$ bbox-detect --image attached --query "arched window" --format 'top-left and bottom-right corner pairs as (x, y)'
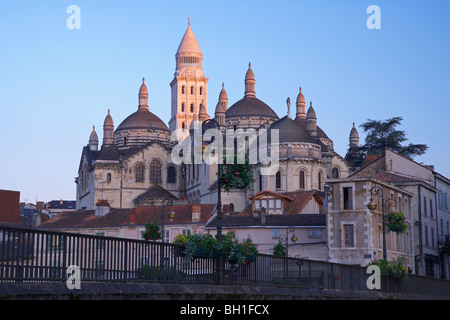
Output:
(199, 87), (203, 95)
(167, 166), (176, 184)
(259, 172), (263, 192)
(150, 159), (162, 184)
(107, 173), (112, 184)
(135, 163), (145, 183)
(299, 171), (305, 190)
(332, 168), (339, 179)
(318, 172), (322, 191)
(276, 171), (282, 189)
(229, 203), (235, 213)
(181, 86), (185, 94)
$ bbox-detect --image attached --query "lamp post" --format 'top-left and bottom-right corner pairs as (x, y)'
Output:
(367, 186), (396, 261)
(159, 198), (174, 243)
(201, 118), (223, 241)
(280, 226), (297, 256)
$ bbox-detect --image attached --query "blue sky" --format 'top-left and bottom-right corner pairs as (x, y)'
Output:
(0, 0), (449, 203)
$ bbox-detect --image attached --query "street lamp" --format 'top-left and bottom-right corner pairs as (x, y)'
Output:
(367, 186), (396, 261)
(280, 226), (297, 256)
(201, 118), (223, 241)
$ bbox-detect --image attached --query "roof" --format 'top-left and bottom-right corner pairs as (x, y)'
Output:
(226, 96), (279, 119)
(269, 116), (317, 144)
(176, 18), (202, 55)
(46, 200), (77, 210)
(206, 214), (326, 229)
(240, 190), (324, 216)
(134, 185), (178, 206)
(116, 109), (170, 132)
(372, 169), (418, 183)
(38, 204), (217, 230)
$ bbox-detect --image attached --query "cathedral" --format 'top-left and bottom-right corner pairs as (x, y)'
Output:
(76, 18), (356, 212)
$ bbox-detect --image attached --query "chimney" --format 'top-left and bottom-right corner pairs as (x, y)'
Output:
(95, 199), (110, 217)
(36, 201), (44, 212)
(129, 210), (137, 225)
(222, 204), (230, 216)
(260, 207), (266, 225)
(192, 203), (201, 223)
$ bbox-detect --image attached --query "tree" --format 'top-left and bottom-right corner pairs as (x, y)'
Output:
(355, 117), (428, 160)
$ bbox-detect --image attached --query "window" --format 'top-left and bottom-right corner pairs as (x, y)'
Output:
(299, 171), (305, 190)
(167, 166), (176, 184)
(190, 103), (194, 113)
(229, 203), (234, 212)
(444, 192), (448, 210)
(182, 229), (191, 236)
(254, 199), (261, 210)
(181, 86), (185, 94)
(199, 87), (203, 95)
(438, 191), (442, 208)
(344, 225), (355, 248)
(258, 173), (263, 192)
(425, 226), (429, 246)
(343, 187), (353, 210)
(276, 171), (281, 189)
(424, 196), (427, 216)
(272, 229), (281, 239)
(150, 159), (162, 184)
(190, 86), (194, 95)
(107, 173), (111, 184)
(318, 172), (322, 190)
(182, 122), (185, 130)
(430, 199), (433, 218)
(332, 168), (339, 179)
(123, 136), (127, 146)
(275, 199), (282, 209)
(309, 229), (322, 238)
(181, 103), (185, 112)
(135, 163), (145, 183)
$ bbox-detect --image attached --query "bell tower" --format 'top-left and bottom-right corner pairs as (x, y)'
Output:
(169, 17), (209, 141)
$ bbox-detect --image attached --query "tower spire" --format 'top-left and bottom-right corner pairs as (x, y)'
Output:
(244, 62), (256, 98)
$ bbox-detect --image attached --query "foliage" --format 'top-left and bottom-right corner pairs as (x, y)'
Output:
(385, 211), (408, 233)
(367, 257), (408, 280)
(142, 221), (161, 241)
(218, 152), (254, 193)
(350, 117), (428, 161)
(135, 265), (186, 281)
(175, 232), (259, 265)
(273, 241), (287, 256)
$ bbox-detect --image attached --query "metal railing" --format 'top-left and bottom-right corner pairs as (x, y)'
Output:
(1, 226), (450, 298)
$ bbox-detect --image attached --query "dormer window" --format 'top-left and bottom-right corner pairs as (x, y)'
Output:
(252, 191), (290, 215)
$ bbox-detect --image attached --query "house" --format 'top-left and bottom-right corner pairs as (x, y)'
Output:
(325, 176), (415, 271)
(206, 190), (327, 260)
(341, 149), (442, 278)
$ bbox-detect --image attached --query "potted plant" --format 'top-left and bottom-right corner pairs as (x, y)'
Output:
(273, 241), (287, 256)
(142, 222), (161, 241)
(385, 211), (407, 233)
(366, 257), (408, 281)
(218, 152), (254, 193)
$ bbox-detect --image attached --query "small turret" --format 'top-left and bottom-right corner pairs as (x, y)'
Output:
(89, 126), (99, 151)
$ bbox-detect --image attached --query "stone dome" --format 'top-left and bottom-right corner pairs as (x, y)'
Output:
(116, 109), (170, 132)
(226, 96), (279, 120)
